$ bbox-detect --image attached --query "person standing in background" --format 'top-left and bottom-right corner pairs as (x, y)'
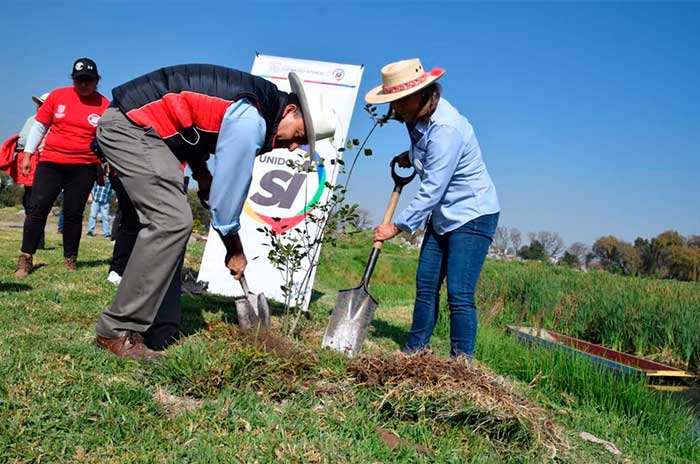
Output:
(15, 58), (110, 277)
(87, 175), (112, 237)
(15, 92), (49, 248)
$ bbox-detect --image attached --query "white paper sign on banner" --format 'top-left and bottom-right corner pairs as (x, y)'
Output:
(198, 55), (363, 311)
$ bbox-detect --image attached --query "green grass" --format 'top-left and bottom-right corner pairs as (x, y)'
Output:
(320, 231), (700, 370)
(476, 324), (699, 460)
(1, 207), (699, 462)
(475, 260), (700, 370)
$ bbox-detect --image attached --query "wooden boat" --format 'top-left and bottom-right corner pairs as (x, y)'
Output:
(507, 326), (698, 391)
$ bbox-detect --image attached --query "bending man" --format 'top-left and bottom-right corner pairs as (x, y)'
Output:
(94, 64), (334, 360)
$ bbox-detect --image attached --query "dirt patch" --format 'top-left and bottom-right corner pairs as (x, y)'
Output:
(349, 351), (480, 388)
(349, 351), (566, 456)
(0, 222), (24, 229)
(153, 385), (203, 417)
(311, 380), (347, 398)
(206, 321), (315, 362)
(376, 427), (431, 456)
(579, 432), (622, 456)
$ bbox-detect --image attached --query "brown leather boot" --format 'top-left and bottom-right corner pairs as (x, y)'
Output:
(14, 254), (34, 278)
(64, 255), (77, 271)
(95, 332), (162, 361)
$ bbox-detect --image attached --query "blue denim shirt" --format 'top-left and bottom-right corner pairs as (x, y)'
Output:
(91, 178), (112, 204)
(394, 98), (500, 235)
(209, 99), (266, 236)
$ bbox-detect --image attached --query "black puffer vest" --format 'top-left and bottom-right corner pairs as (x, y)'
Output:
(111, 64), (288, 162)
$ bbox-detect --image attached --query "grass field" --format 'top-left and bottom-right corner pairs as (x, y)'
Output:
(320, 233), (700, 370)
(1, 206), (699, 463)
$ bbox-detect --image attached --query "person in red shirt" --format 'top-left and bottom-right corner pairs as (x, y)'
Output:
(15, 58), (110, 277)
(14, 92), (50, 250)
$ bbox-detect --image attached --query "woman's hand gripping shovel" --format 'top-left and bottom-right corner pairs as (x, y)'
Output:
(235, 273), (271, 334)
(322, 155), (416, 357)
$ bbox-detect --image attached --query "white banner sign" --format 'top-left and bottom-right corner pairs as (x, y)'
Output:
(198, 54), (363, 310)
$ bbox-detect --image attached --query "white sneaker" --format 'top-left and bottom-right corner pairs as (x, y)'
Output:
(107, 271), (122, 286)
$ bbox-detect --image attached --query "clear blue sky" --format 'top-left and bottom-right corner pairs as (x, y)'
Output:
(1, 1), (698, 247)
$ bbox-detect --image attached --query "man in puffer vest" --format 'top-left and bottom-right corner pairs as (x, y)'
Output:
(94, 64), (335, 360)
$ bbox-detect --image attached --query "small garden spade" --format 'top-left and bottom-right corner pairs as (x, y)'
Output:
(236, 274), (271, 334)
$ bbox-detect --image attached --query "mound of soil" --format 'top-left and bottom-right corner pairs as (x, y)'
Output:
(349, 350), (478, 387)
(206, 321), (315, 362)
(200, 323), (566, 456)
(349, 351), (566, 455)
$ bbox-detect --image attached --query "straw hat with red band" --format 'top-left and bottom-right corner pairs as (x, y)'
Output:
(365, 58), (445, 105)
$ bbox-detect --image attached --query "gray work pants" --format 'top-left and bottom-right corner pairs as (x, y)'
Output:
(95, 107), (193, 344)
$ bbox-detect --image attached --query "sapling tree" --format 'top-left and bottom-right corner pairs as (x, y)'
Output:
(256, 105), (387, 336)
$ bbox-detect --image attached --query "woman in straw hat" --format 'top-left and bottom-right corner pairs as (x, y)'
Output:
(368, 58), (500, 363)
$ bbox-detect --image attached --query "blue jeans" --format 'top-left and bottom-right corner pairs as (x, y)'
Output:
(88, 201), (110, 236)
(404, 213), (499, 358)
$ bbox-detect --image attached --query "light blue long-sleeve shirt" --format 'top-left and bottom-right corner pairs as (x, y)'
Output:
(394, 98), (500, 235)
(209, 99), (266, 236)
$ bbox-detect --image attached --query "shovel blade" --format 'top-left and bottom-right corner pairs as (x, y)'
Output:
(235, 292), (271, 334)
(256, 292), (271, 331)
(322, 286), (378, 357)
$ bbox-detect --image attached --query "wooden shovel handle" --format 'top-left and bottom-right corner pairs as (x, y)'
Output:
(373, 190), (401, 250)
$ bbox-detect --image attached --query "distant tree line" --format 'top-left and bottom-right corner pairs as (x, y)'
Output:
(592, 231), (700, 282)
(492, 226), (700, 283)
(492, 227), (569, 263)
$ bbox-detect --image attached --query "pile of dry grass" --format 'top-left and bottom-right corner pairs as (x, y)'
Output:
(167, 323), (567, 457)
(349, 351), (567, 457)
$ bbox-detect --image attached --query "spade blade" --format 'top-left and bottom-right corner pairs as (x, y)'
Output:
(256, 292), (271, 331)
(235, 292), (270, 334)
(322, 285), (378, 357)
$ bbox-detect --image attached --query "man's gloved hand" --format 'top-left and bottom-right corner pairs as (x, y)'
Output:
(221, 232), (246, 280)
(225, 251), (247, 281)
(196, 171), (212, 209)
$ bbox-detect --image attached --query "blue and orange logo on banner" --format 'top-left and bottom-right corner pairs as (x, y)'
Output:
(244, 145), (326, 235)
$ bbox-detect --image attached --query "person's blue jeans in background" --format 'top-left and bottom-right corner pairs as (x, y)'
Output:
(404, 212), (499, 359)
(88, 201), (111, 236)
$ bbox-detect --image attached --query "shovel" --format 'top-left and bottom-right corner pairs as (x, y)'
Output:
(235, 273), (271, 334)
(322, 157), (416, 357)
